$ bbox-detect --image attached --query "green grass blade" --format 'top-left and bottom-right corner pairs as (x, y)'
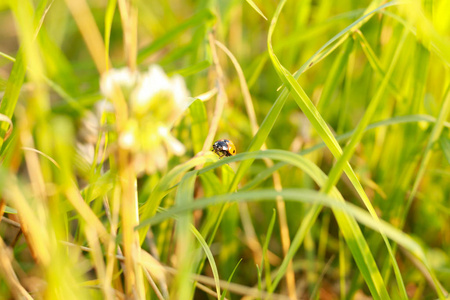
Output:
(0, 51), (25, 151)
(244, 0), (267, 20)
(355, 30), (405, 102)
(316, 38), (353, 113)
(140, 187), (430, 263)
(174, 170), (198, 299)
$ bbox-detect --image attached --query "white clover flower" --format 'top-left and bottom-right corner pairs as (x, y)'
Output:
(131, 65), (190, 120)
(132, 65), (171, 114)
(100, 68), (139, 98)
(95, 65), (190, 175)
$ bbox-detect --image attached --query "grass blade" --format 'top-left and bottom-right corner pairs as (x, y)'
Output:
(245, 0), (267, 20)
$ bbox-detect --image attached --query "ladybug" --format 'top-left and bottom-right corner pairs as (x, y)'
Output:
(212, 139), (236, 158)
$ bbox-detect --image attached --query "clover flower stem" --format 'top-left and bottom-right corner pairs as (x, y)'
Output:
(110, 82), (145, 298)
(118, 147), (145, 299)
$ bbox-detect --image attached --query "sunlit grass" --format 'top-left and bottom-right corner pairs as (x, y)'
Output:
(0, 0), (449, 299)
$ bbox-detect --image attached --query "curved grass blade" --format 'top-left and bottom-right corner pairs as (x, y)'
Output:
(191, 225), (221, 300)
(140, 187), (430, 265)
(228, 1), (400, 194)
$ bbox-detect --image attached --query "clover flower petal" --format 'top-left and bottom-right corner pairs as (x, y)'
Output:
(100, 68), (138, 98)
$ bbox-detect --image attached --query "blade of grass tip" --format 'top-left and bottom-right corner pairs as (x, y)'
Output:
(267, 2), (393, 297)
(245, 0), (267, 20)
(104, 0), (117, 71)
(220, 258), (242, 300)
(262, 209), (277, 293)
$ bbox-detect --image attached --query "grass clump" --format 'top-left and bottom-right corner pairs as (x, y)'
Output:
(0, 0), (449, 299)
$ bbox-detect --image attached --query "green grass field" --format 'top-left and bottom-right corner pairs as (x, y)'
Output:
(0, 0), (449, 299)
